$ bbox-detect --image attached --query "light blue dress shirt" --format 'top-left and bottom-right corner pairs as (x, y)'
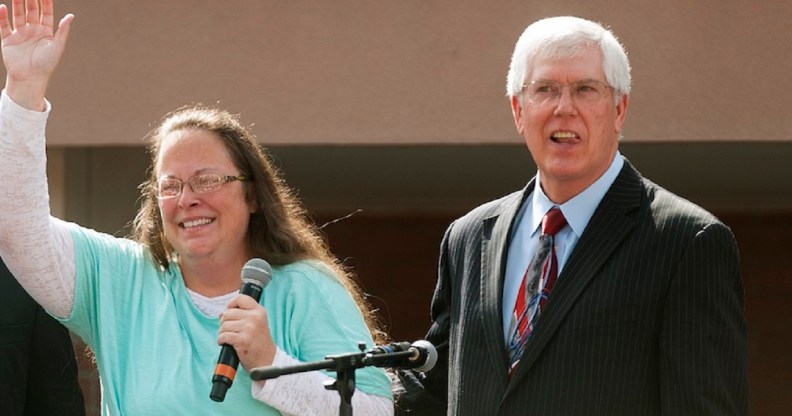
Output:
(502, 153), (625, 343)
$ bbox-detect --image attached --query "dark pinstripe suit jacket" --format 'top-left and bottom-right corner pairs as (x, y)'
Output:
(407, 159), (748, 415)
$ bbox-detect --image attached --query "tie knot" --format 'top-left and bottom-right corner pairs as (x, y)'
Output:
(542, 207), (567, 236)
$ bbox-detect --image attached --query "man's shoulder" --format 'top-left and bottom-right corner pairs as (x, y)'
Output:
(617, 161), (722, 226)
(639, 176), (727, 235)
(457, 188), (526, 223)
(445, 187), (527, 240)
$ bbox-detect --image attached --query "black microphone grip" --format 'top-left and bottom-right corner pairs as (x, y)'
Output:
(365, 340), (438, 372)
(210, 259), (271, 402)
(367, 342), (412, 368)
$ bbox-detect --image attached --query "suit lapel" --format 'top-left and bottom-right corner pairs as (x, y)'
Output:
(480, 181), (534, 376)
(505, 161), (644, 394)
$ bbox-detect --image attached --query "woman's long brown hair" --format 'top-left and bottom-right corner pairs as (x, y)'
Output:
(130, 105), (386, 344)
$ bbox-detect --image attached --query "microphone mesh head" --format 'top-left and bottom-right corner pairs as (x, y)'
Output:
(241, 258), (272, 288)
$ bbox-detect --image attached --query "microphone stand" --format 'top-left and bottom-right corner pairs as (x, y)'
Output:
(250, 342), (416, 416)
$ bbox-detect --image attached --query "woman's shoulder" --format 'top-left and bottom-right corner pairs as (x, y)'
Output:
(67, 222), (159, 274)
(265, 260), (358, 312)
(272, 260), (338, 285)
(68, 222), (143, 251)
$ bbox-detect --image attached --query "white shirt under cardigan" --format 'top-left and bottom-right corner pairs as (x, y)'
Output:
(0, 90), (393, 416)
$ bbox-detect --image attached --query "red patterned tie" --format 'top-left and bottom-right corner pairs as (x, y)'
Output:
(507, 207), (567, 374)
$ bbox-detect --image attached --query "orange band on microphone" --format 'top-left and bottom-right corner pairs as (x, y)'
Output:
(214, 364), (237, 380)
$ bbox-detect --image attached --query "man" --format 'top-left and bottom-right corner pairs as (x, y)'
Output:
(0, 258), (85, 415)
(397, 16), (748, 415)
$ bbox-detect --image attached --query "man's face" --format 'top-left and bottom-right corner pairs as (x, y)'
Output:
(511, 45), (628, 203)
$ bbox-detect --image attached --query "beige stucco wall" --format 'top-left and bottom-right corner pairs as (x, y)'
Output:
(4, 0), (790, 146)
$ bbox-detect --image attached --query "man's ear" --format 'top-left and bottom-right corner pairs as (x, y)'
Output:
(614, 93), (629, 134)
(510, 96), (525, 135)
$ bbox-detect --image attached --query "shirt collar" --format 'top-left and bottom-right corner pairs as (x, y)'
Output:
(529, 151), (624, 238)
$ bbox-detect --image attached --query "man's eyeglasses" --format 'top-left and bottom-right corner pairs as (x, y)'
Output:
(522, 79), (613, 106)
(154, 174), (250, 199)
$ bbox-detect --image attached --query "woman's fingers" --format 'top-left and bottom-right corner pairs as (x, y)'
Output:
(26, 0), (40, 26)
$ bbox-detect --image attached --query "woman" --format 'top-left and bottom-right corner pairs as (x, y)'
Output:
(0, 1), (393, 414)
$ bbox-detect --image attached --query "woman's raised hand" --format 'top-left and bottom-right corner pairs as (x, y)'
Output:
(0, 0), (73, 110)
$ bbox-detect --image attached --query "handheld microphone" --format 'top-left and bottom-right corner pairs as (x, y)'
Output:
(366, 340), (438, 372)
(210, 258), (272, 402)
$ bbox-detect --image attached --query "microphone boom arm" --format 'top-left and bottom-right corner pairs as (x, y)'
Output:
(248, 341), (436, 416)
(250, 343), (368, 416)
